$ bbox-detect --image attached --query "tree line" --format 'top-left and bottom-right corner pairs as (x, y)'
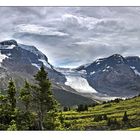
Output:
(0, 65), (63, 130)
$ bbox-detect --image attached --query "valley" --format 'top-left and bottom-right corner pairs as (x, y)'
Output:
(0, 40), (140, 130)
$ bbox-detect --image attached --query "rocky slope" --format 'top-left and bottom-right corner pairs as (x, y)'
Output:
(0, 40), (94, 106)
(75, 54), (140, 97)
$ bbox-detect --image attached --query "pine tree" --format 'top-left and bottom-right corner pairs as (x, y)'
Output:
(2, 79), (17, 130)
(17, 80), (36, 130)
(84, 104), (88, 111)
(63, 106), (69, 112)
(33, 65), (59, 130)
(20, 80), (32, 112)
(7, 79), (16, 112)
(122, 111), (129, 123)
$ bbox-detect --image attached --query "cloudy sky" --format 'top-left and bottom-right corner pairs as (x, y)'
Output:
(1, 7), (140, 67)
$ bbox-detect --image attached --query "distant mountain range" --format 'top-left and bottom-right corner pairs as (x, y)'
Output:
(0, 40), (140, 106)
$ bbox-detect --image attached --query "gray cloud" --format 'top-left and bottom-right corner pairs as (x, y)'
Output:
(0, 7), (140, 67)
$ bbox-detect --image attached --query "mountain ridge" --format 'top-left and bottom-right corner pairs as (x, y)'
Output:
(0, 40), (140, 104)
(75, 54), (140, 97)
(0, 39), (95, 106)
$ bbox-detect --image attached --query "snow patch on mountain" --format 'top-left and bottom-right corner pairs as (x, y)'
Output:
(134, 69), (140, 76)
(0, 52), (8, 65)
(6, 44), (16, 49)
(130, 66), (140, 76)
(78, 70), (87, 74)
(130, 66), (135, 69)
(65, 75), (97, 93)
(38, 59), (51, 69)
(32, 63), (40, 69)
(90, 71), (95, 75)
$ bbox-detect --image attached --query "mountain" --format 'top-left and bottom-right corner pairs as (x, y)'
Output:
(1, 40), (140, 103)
(75, 54), (140, 97)
(0, 39), (94, 106)
(0, 40), (66, 84)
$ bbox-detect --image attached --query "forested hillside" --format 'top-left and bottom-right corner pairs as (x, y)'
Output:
(0, 65), (63, 130)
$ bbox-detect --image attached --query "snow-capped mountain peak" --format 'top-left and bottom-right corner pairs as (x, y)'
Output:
(0, 39), (66, 84)
(0, 39), (53, 70)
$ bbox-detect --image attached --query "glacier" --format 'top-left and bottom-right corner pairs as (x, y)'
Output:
(65, 75), (97, 93)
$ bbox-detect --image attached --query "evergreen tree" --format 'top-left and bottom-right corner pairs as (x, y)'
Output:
(63, 106), (69, 112)
(84, 104), (88, 111)
(0, 94), (11, 130)
(122, 111), (129, 123)
(0, 80), (17, 130)
(77, 104), (84, 112)
(33, 65), (59, 130)
(107, 118), (111, 126)
(77, 104), (88, 112)
(7, 79), (19, 130)
(17, 80), (36, 130)
(20, 80), (32, 112)
(7, 79), (16, 111)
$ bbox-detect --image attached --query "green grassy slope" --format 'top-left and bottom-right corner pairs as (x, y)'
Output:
(61, 96), (140, 130)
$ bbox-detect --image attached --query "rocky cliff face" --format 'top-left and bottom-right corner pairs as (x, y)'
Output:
(75, 54), (140, 97)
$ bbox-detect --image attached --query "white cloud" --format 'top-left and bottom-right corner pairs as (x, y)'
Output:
(15, 24), (69, 37)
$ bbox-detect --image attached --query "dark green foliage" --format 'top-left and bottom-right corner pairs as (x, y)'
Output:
(7, 79), (16, 111)
(103, 98), (123, 104)
(113, 98), (121, 103)
(44, 111), (63, 130)
(63, 106), (69, 112)
(122, 111), (129, 123)
(33, 65), (60, 130)
(0, 66), (63, 130)
(84, 105), (88, 111)
(0, 80), (17, 130)
(0, 104), (12, 130)
(15, 111), (36, 130)
(107, 118), (120, 130)
(94, 114), (108, 122)
(59, 112), (65, 125)
(19, 80), (32, 111)
(88, 103), (98, 107)
(7, 120), (17, 131)
(77, 104), (88, 112)
(103, 114), (108, 120)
